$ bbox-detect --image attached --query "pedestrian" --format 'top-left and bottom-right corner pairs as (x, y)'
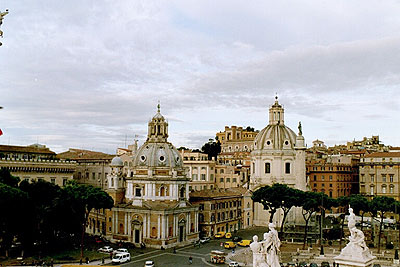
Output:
(110, 252), (113, 260)
(79, 258), (82, 265)
(189, 256), (193, 264)
(85, 257), (89, 264)
(102, 257), (105, 264)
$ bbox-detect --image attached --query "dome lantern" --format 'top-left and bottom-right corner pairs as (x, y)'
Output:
(269, 96), (285, 125)
(147, 104), (169, 143)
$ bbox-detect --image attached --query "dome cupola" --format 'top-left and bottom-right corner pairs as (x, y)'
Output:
(147, 103), (168, 143)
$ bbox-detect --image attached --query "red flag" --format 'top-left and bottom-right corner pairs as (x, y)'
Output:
(0, 129), (3, 136)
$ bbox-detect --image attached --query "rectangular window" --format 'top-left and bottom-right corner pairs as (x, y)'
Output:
(220, 169), (224, 174)
(201, 174), (206, 180)
(135, 188), (142, 197)
(220, 178), (224, 182)
(321, 175), (325, 180)
(233, 178), (237, 183)
(329, 183), (332, 187)
(329, 175), (332, 181)
(390, 175), (394, 183)
(285, 162), (290, 174)
(370, 174), (374, 182)
(322, 183), (325, 187)
(227, 178), (230, 182)
(63, 178), (67, 186)
(192, 174), (197, 180)
(51, 178), (56, 184)
(313, 175), (317, 181)
(92, 172), (96, 180)
(313, 183), (317, 187)
(210, 174), (214, 182)
(382, 175), (386, 182)
(265, 162), (271, 173)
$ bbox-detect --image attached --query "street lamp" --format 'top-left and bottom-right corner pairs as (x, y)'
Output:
(320, 194), (324, 255)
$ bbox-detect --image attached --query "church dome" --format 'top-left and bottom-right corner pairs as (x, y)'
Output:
(254, 97), (298, 150)
(131, 104), (183, 169)
(254, 124), (297, 150)
(110, 156), (124, 166)
(132, 142), (183, 168)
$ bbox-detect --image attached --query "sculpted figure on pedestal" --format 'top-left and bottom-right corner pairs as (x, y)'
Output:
(262, 223), (281, 267)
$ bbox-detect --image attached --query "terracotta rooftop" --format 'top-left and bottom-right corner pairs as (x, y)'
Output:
(364, 152), (400, 158)
(57, 148), (114, 160)
(190, 187), (247, 199)
(0, 144), (56, 155)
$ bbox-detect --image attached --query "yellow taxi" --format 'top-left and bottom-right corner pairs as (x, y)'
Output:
(224, 241), (236, 249)
(237, 239), (252, 247)
(225, 232), (232, 239)
(214, 232), (225, 239)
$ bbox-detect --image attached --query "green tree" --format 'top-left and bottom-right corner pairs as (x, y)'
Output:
(252, 183), (299, 231)
(299, 191), (320, 249)
(336, 196), (349, 250)
(0, 169), (27, 257)
(369, 196), (395, 252)
(64, 181), (114, 258)
(201, 138), (221, 160)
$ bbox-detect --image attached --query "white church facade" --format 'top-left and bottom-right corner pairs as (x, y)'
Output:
(250, 97), (307, 226)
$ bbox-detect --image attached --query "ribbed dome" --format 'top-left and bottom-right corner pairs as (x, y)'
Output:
(111, 156), (124, 166)
(254, 124), (297, 150)
(132, 142), (183, 168)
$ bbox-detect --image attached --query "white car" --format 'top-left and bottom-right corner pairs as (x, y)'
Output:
(115, 248), (128, 253)
(112, 252), (130, 264)
(229, 261), (240, 267)
(200, 237), (211, 243)
(144, 260), (155, 267)
(98, 246), (113, 253)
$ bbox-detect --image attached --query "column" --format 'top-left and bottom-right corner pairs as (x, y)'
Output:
(143, 215), (147, 238)
(195, 211), (198, 232)
(206, 166), (209, 182)
(186, 213), (190, 234)
(173, 215), (177, 236)
(197, 167), (200, 180)
(114, 211), (118, 233)
(158, 214), (161, 238)
(161, 215), (166, 239)
(152, 183), (156, 198)
(166, 216), (169, 238)
(124, 213), (128, 235)
(127, 213), (131, 237)
(147, 214), (151, 238)
(189, 166), (192, 179)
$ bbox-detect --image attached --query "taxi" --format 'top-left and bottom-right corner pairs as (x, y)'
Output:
(214, 232), (226, 239)
(225, 232), (232, 239)
(224, 241), (236, 249)
(237, 239), (252, 247)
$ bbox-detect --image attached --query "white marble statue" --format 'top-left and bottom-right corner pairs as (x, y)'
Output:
(263, 223), (281, 267)
(334, 206), (375, 267)
(250, 235), (268, 267)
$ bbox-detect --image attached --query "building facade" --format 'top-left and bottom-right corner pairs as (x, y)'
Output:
(189, 187), (246, 237)
(180, 149), (216, 191)
(0, 144), (76, 186)
(359, 152), (400, 200)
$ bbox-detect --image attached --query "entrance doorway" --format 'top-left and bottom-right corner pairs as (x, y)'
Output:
(135, 229), (140, 243)
(179, 226), (184, 242)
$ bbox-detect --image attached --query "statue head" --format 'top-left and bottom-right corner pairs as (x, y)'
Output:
(263, 232), (269, 240)
(253, 235), (258, 242)
(268, 222), (276, 230)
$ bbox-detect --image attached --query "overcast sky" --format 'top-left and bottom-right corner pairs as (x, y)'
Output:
(1, 0), (400, 154)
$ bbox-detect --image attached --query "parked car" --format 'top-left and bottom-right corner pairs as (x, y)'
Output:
(98, 246), (113, 253)
(224, 241), (236, 249)
(144, 260), (155, 267)
(232, 236), (242, 242)
(299, 262), (307, 267)
(321, 262), (330, 267)
(115, 248), (128, 254)
(112, 252), (130, 264)
(200, 237), (211, 243)
(286, 262), (296, 267)
(309, 263), (318, 267)
(215, 232), (226, 239)
(237, 240), (252, 247)
(225, 232), (232, 239)
(229, 261), (240, 267)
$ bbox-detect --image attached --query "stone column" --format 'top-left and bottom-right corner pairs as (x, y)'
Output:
(158, 214), (161, 238)
(147, 214), (151, 238)
(143, 215), (147, 238)
(194, 211), (198, 232)
(161, 215), (166, 239)
(124, 213), (128, 235)
(206, 166), (209, 181)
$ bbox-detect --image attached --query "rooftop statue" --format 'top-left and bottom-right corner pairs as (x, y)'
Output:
(0, 9), (9, 43)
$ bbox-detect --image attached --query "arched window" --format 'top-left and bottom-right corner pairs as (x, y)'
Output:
(180, 187), (185, 198)
(160, 186), (165, 197)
